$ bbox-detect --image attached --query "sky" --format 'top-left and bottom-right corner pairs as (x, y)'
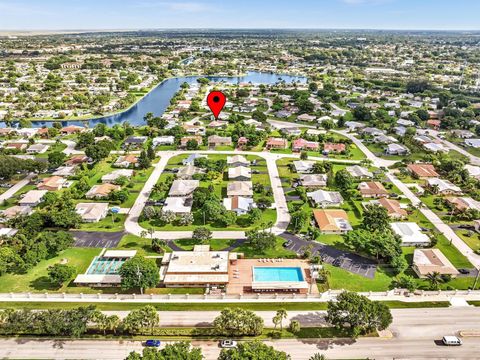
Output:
(0, 0), (479, 31)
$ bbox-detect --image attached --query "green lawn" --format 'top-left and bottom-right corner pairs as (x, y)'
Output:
(116, 234), (171, 256)
(77, 214), (126, 232)
(0, 300), (451, 312)
(0, 248), (99, 293)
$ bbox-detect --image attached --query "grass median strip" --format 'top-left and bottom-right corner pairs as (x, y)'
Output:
(0, 300), (450, 311)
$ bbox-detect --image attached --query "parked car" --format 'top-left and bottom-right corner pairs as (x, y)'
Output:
(442, 336), (462, 346)
(283, 239), (292, 248)
(458, 268), (470, 275)
(145, 340), (161, 347)
(219, 340), (237, 348)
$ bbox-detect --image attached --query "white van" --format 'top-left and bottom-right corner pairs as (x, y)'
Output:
(442, 336), (462, 346)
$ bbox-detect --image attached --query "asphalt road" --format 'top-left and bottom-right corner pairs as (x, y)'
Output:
(1, 307), (479, 359)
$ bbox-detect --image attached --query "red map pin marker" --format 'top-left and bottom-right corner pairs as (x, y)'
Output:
(207, 91), (226, 119)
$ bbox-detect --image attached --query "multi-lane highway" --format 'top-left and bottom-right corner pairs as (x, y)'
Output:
(0, 307), (479, 359)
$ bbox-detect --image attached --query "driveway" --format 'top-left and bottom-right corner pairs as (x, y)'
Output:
(280, 232), (377, 278)
(72, 231), (125, 248)
(0, 173), (35, 203)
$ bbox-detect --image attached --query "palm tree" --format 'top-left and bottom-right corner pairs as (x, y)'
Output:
(275, 309), (288, 331)
(309, 354), (327, 360)
(426, 271), (443, 290)
(105, 315), (121, 335)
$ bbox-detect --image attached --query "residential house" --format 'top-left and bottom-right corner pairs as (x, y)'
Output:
(323, 143), (346, 153)
(445, 197), (480, 213)
(168, 180), (200, 197)
(465, 164), (480, 180)
(297, 114), (317, 122)
(26, 143), (49, 154)
(423, 142), (448, 153)
(366, 198), (407, 219)
(85, 184), (120, 199)
(345, 165), (373, 179)
(208, 135), (232, 148)
(307, 190), (343, 207)
(412, 249), (459, 278)
(52, 166), (76, 177)
(280, 127), (302, 137)
(385, 143), (410, 155)
(37, 176), (67, 191)
(163, 197), (193, 214)
(152, 136), (175, 147)
(124, 136), (148, 149)
(373, 134), (397, 144)
(391, 222), (431, 246)
(358, 181), (388, 198)
(465, 139), (480, 148)
(0, 228), (18, 238)
(313, 209), (352, 234)
(293, 160), (315, 173)
(265, 137), (288, 150)
(451, 130), (474, 139)
(0, 205), (32, 220)
(223, 196), (254, 215)
(299, 174), (327, 188)
(75, 202), (109, 223)
(344, 121), (366, 132)
(227, 155), (250, 167)
(5, 142), (27, 151)
(101, 169), (134, 183)
(228, 166), (251, 181)
(407, 163), (439, 178)
(65, 155), (89, 166)
(177, 165), (204, 180)
(180, 136), (203, 148)
(114, 155), (138, 168)
(292, 138), (319, 152)
(227, 181), (253, 197)
(426, 178), (463, 195)
(18, 190), (48, 206)
(61, 125), (85, 135)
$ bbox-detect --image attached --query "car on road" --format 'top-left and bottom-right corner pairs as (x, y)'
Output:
(219, 340), (237, 348)
(442, 336), (462, 346)
(144, 340), (161, 347)
(458, 268), (470, 275)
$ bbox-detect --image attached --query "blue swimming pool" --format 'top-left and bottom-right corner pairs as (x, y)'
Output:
(253, 267), (304, 282)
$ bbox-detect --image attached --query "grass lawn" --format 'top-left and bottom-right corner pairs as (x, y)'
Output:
(233, 237), (297, 258)
(0, 248), (99, 293)
(116, 234), (171, 256)
(0, 300), (450, 312)
(76, 214), (126, 232)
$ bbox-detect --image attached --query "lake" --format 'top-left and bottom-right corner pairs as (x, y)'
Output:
(10, 71), (306, 128)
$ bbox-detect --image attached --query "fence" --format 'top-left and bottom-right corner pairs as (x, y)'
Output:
(1, 289), (480, 303)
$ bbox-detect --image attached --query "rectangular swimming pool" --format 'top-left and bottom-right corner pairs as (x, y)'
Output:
(86, 256), (127, 275)
(253, 267), (304, 282)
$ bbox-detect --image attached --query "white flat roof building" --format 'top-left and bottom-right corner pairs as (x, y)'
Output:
(391, 222), (431, 246)
(162, 246), (230, 287)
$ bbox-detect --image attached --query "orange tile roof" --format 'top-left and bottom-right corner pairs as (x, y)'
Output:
(313, 209), (348, 231)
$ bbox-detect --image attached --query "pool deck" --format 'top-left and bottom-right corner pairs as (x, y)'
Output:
(226, 258), (318, 295)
